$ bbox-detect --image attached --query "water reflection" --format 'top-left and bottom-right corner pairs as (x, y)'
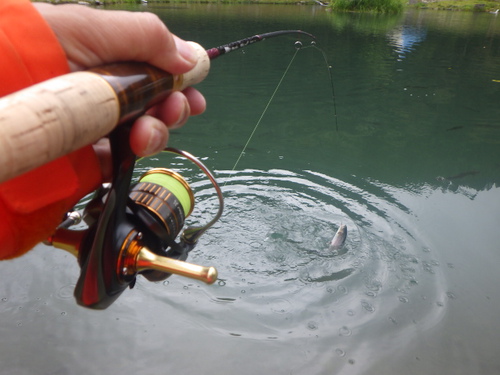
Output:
(387, 25), (427, 58)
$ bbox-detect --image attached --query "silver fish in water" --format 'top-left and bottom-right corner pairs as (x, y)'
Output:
(329, 224), (347, 250)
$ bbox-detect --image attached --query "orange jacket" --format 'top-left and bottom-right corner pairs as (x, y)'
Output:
(0, 0), (103, 259)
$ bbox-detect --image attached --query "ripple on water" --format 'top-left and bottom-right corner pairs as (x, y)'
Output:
(57, 284), (76, 300)
(152, 168), (447, 350)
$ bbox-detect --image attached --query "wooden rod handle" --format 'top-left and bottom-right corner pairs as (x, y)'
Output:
(0, 41), (210, 184)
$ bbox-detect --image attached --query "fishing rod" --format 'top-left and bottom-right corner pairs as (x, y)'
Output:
(0, 30), (316, 309)
(206, 30), (315, 59)
(0, 30), (315, 184)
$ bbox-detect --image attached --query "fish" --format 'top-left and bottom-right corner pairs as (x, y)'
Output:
(436, 170), (479, 182)
(446, 126), (464, 131)
(329, 224), (347, 250)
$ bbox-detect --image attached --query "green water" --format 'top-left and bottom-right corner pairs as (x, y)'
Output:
(1, 5), (500, 375)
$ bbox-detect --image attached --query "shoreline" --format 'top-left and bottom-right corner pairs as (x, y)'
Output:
(35, 0), (500, 13)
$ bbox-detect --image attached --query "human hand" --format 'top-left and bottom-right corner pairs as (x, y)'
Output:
(33, 3), (206, 175)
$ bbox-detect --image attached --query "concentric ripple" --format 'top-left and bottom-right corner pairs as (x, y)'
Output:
(138, 166), (448, 360)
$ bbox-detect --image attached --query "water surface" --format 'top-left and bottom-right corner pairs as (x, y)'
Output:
(1, 5), (499, 375)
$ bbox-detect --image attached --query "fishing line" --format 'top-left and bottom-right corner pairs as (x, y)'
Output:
(315, 44), (339, 132)
(301, 42), (339, 131)
(224, 40), (338, 186)
(223, 44), (302, 186)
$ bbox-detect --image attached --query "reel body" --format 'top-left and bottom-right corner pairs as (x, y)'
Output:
(47, 126), (223, 309)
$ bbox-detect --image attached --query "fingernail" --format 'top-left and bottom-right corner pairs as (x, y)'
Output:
(177, 41), (198, 65)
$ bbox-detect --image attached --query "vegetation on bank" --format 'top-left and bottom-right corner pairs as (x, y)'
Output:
(330, 0), (404, 13)
(36, 0), (500, 13)
(412, 0), (500, 11)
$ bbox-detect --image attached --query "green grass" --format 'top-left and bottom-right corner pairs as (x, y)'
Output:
(330, 0), (405, 13)
(412, 0), (500, 12)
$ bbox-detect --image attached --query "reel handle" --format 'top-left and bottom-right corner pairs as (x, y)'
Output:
(116, 230), (218, 284)
(120, 238), (217, 284)
(137, 248), (217, 284)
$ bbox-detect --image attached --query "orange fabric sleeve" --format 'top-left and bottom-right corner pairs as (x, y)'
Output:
(0, 0), (69, 96)
(0, 0), (103, 259)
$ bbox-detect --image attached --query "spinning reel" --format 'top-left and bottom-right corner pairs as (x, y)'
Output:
(46, 124), (223, 309)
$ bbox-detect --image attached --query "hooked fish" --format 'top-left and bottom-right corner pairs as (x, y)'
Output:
(329, 224), (347, 250)
(436, 170), (479, 182)
(445, 125), (464, 131)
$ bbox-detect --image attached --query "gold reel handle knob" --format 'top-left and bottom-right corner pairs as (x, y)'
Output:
(135, 247), (218, 284)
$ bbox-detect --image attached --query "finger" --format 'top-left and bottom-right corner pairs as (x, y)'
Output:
(35, 4), (198, 74)
(116, 16), (199, 74)
(182, 87), (207, 116)
(92, 138), (113, 182)
(147, 88), (205, 129)
(129, 115), (170, 157)
(147, 91), (190, 129)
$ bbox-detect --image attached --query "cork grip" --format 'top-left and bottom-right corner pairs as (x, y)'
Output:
(181, 42), (210, 89)
(0, 72), (120, 183)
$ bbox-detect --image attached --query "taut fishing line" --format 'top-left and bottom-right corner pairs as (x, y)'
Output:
(224, 39), (338, 186)
(223, 44), (302, 186)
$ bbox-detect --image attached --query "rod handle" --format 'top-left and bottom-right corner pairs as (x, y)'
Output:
(0, 42), (210, 184)
(0, 71), (120, 183)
